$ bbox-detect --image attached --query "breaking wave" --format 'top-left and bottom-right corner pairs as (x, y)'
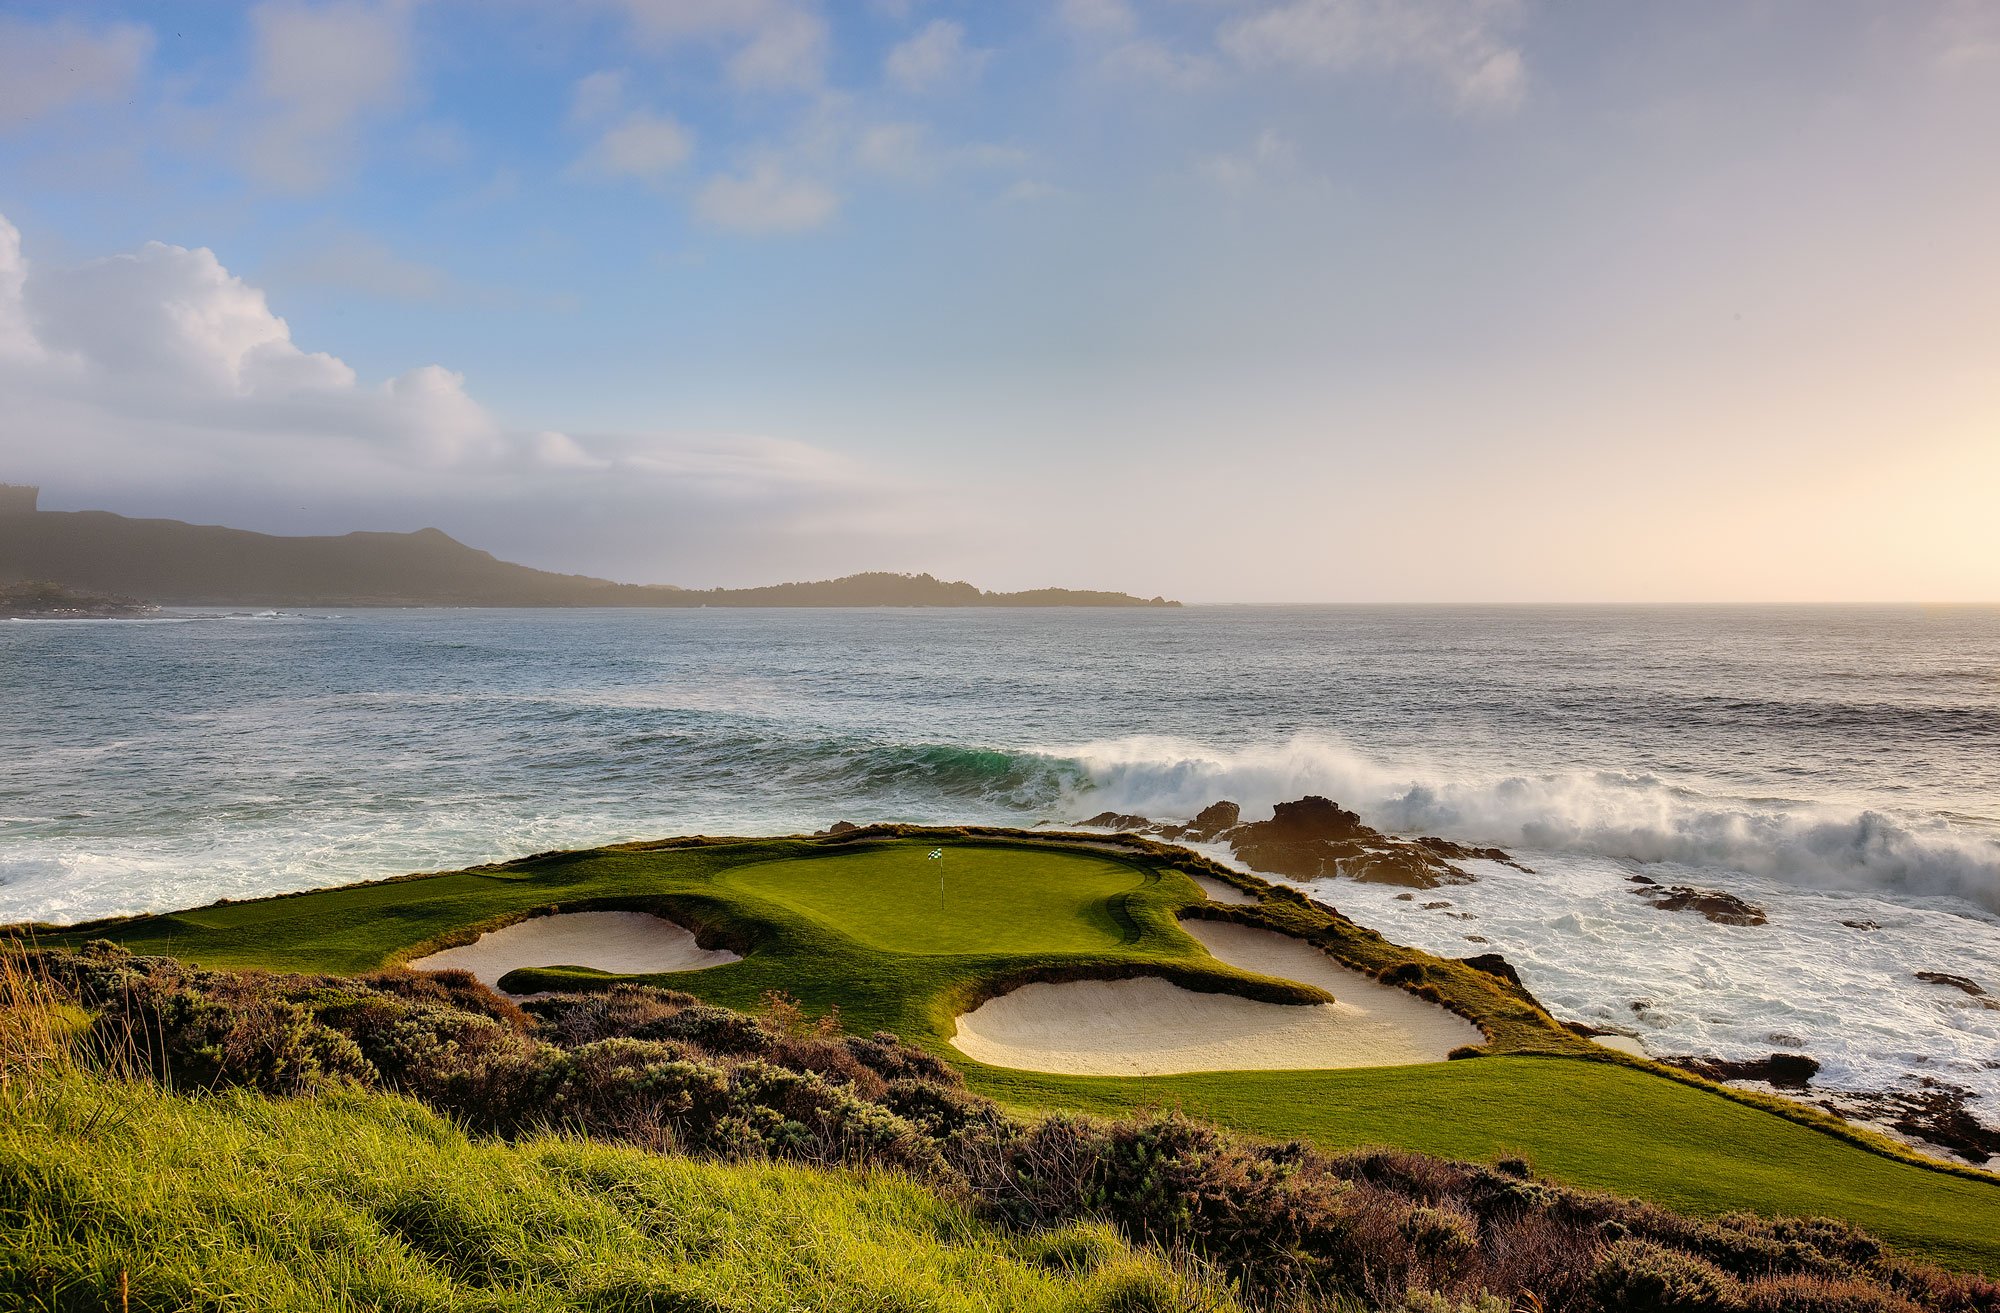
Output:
(1050, 734), (2000, 913)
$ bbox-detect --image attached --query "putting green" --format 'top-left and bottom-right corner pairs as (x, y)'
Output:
(21, 830), (2000, 1271)
(717, 846), (1147, 956)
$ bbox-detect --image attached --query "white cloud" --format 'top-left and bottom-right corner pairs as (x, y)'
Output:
(0, 215), (860, 508)
(884, 19), (988, 93)
(1220, 0), (1527, 111)
(1101, 39), (1220, 90)
(0, 217), (44, 362)
(729, 6), (829, 91)
(575, 110), (696, 182)
(695, 162), (840, 233)
(0, 15), (152, 129)
(611, 0), (828, 92)
(856, 122), (933, 176)
(1195, 128), (1297, 189)
(855, 122), (1028, 179)
(1058, 0), (1138, 37)
(570, 69), (628, 123)
(241, 0), (415, 191)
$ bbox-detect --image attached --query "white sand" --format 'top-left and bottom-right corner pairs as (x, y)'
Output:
(1189, 874), (1259, 906)
(950, 919), (1483, 1075)
(408, 911), (740, 994)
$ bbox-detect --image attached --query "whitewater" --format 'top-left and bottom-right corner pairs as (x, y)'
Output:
(4, 604), (1997, 1125)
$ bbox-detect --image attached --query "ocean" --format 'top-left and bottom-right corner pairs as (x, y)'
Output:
(5, 604), (1998, 1119)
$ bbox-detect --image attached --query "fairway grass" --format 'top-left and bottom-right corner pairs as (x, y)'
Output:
(20, 827), (2000, 1273)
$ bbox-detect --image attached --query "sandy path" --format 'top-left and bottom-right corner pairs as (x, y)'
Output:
(950, 919), (1481, 1075)
(409, 911), (740, 993)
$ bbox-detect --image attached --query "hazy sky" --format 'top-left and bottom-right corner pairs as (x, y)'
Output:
(1, 1), (1996, 601)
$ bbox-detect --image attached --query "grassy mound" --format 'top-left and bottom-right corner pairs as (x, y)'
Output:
(17, 829), (2000, 1272)
(11, 948), (1999, 1313)
(1, 1071), (1204, 1312)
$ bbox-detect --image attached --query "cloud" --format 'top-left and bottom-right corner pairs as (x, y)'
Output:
(1220, 0), (1527, 111)
(1194, 128), (1297, 189)
(0, 15), (152, 129)
(611, 0), (828, 92)
(1057, 0), (1138, 37)
(729, 6), (829, 91)
(241, 0), (416, 191)
(854, 122), (1029, 179)
(1100, 39), (1220, 90)
(695, 162), (840, 232)
(574, 110), (696, 182)
(884, 20), (988, 93)
(0, 214), (862, 516)
(570, 69), (628, 123)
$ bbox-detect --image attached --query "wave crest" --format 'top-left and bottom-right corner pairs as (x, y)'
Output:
(1049, 734), (2000, 911)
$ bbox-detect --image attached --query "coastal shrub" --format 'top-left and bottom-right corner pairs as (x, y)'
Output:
(1741, 1275), (1923, 1313)
(14, 943), (1998, 1313)
(1592, 1239), (1745, 1312)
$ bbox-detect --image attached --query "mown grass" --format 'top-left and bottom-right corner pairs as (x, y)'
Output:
(19, 828), (2000, 1274)
(971, 1058), (2000, 1274)
(0, 1069), (1226, 1312)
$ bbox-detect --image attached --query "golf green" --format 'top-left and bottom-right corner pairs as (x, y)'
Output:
(716, 845), (1148, 955)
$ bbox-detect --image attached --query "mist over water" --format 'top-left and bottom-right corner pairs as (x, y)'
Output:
(5, 605), (1998, 1111)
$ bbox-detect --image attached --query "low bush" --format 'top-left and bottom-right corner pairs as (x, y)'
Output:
(13, 943), (1998, 1313)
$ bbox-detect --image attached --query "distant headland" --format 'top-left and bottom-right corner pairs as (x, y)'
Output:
(0, 485), (1176, 608)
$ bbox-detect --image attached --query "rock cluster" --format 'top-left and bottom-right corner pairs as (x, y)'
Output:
(1625, 874), (1768, 926)
(1668, 1052), (1821, 1090)
(1072, 794), (1530, 889)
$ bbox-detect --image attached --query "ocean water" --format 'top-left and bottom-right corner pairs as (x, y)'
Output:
(4, 605), (1998, 1117)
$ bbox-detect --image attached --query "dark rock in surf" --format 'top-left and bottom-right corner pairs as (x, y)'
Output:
(1669, 1052), (1820, 1090)
(1915, 971), (1988, 997)
(1841, 919), (1881, 930)
(1415, 835), (1534, 873)
(1629, 880), (1768, 927)
(1184, 800), (1241, 840)
(1075, 811), (1153, 832)
(1224, 796), (1497, 888)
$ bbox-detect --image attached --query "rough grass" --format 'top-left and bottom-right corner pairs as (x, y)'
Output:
(18, 828), (2000, 1274)
(0, 1069), (1224, 1313)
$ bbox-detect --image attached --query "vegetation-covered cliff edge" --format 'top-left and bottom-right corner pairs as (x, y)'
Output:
(0, 501), (1176, 608)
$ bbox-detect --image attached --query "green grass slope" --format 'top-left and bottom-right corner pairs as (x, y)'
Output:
(24, 830), (2000, 1272)
(0, 1070), (1218, 1313)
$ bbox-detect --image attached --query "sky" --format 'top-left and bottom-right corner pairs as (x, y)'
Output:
(0, 0), (1996, 602)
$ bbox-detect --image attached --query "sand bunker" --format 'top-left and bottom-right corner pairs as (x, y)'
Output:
(950, 919), (1482, 1075)
(409, 911), (740, 994)
(1189, 874), (1258, 906)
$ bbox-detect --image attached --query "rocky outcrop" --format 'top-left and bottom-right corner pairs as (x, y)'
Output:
(1915, 972), (1998, 1010)
(1224, 796), (1487, 888)
(1812, 1080), (2000, 1166)
(1915, 971), (1987, 997)
(0, 580), (157, 618)
(1175, 800), (1241, 841)
(1627, 875), (1767, 926)
(1071, 795), (1531, 890)
(814, 820), (860, 837)
(1414, 836), (1533, 873)
(1669, 1052), (1820, 1090)
(1074, 811), (1153, 832)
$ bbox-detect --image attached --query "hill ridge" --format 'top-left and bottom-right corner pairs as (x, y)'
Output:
(0, 504), (1176, 608)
